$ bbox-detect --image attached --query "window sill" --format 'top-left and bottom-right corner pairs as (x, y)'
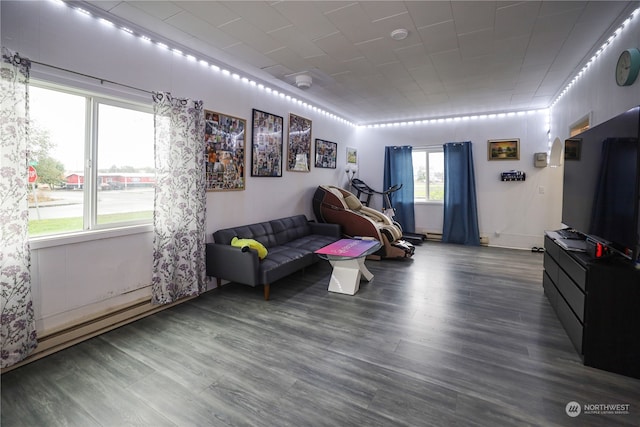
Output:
(414, 200), (444, 205)
(29, 224), (153, 250)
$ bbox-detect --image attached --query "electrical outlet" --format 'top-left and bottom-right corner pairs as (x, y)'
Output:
(538, 186), (545, 194)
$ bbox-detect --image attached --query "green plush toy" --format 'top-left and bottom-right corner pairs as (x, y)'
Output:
(231, 236), (268, 259)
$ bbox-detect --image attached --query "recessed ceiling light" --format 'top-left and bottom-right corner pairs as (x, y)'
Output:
(390, 28), (408, 41)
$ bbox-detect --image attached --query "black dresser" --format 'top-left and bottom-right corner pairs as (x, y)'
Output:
(543, 233), (640, 379)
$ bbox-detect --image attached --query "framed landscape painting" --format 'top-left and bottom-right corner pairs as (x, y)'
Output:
(251, 109), (283, 177)
(315, 139), (337, 169)
(287, 113), (312, 172)
(488, 138), (520, 160)
(204, 110), (246, 191)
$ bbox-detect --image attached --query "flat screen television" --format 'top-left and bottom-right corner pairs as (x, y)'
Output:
(561, 105), (640, 262)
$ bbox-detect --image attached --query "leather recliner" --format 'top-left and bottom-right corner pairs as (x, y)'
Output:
(312, 185), (414, 259)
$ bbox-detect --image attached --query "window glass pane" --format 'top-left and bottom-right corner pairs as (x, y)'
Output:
(412, 151), (427, 200)
(96, 103), (154, 225)
(28, 86), (86, 236)
(428, 151), (444, 201)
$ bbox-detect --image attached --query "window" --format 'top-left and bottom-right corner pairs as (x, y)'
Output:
(412, 148), (444, 202)
(28, 83), (154, 237)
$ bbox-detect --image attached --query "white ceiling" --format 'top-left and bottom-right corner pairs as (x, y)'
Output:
(88, 1), (635, 124)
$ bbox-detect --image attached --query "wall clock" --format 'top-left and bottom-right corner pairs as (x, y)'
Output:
(615, 48), (640, 86)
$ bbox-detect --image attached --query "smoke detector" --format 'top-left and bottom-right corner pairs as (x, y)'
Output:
(295, 74), (312, 89)
(390, 28), (409, 41)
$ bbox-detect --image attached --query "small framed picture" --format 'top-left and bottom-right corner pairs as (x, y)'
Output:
(315, 139), (337, 169)
(287, 113), (312, 172)
(346, 147), (357, 164)
(488, 139), (520, 160)
(251, 109), (283, 177)
(564, 138), (581, 160)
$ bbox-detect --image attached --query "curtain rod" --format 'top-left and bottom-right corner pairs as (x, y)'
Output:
(30, 60), (153, 95)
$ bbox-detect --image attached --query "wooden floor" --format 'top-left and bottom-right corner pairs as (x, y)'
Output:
(2, 243), (639, 426)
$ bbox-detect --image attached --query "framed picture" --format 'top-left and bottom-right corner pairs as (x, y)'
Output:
(564, 138), (581, 160)
(346, 147), (357, 164)
(488, 139), (520, 160)
(251, 109), (283, 177)
(204, 110), (246, 191)
(315, 139), (337, 169)
(287, 113), (312, 172)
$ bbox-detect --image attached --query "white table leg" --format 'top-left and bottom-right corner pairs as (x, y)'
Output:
(327, 256), (374, 295)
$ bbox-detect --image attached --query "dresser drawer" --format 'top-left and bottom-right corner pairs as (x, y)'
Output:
(543, 253), (559, 284)
(543, 273), (583, 354)
(544, 235), (560, 261)
(558, 249), (587, 291)
(557, 269), (585, 322)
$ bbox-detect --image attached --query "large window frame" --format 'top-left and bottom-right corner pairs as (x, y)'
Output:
(28, 81), (155, 247)
(412, 146), (444, 203)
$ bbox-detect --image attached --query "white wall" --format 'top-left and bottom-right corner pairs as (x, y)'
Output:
(1, 0), (354, 333)
(551, 8), (640, 139)
(354, 112), (562, 249)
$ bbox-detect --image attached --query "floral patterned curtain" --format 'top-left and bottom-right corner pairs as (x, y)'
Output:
(151, 92), (207, 304)
(1, 48), (37, 367)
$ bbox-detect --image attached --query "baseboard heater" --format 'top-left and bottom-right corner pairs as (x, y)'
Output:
(423, 231), (489, 246)
(1, 295), (193, 373)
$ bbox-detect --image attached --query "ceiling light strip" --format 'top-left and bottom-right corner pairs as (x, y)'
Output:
(551, 6), (639, 108)
(53, 0), (354, 126)
(363, 109), (549, 129)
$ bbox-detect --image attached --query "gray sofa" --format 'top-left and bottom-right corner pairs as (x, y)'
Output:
(206, 214), (341, 300)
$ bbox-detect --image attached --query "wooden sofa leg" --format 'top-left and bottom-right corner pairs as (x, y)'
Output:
(216, 278), (222, 289)
(263, 284), (270, 301)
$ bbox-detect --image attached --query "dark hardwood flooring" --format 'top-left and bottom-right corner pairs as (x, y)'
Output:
(2, 243), (639, 426)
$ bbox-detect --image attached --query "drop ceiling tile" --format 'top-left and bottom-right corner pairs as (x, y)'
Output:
(314, 2), (359, 15)
(265, 46), (310, 75)
(164, 11), (238, 49)
(417, 20), (458, 55)
(450, 1), (497, 35)
(223, 43), (276, 70)
(90, 1), (122, 12)
(324, 3), (381, 43)
(341, 57), (379, 77)
(128, 1), (182, 20)
(394, 43), (431, 70)
(360, 1), (409, 22)
(494, 1), (540, 39)
(458, 28), (494, 59)
(314, 32), (363, 62)
(405, 1), (454, 28)
(221, 1), (290, 33)
(108, 2), (194, 46)
(538, 1), (587, 17)
(175, 2), (239, 27)
(304, 54), (350, 77)
(376, 61), (412, 82)
(272, 2), (338, 40)
(267, 26), (326, 58)
(355, 37), (398, 66)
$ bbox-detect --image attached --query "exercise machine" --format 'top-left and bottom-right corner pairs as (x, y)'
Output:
(350, 178), (427, 245)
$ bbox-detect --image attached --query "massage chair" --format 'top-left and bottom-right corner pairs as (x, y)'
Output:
(312, 185), (415, 259)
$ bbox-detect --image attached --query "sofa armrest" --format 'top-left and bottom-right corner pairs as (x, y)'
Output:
(206, 243), (261, 286)
(309, 221), (341, 239)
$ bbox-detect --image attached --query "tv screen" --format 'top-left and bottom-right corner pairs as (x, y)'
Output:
(561, 106), (640, 261)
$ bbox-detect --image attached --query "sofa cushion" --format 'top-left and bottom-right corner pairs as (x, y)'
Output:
(213, 221), (278, 248)
(258, 245), (315, 284)
(270, 215), (312, 246)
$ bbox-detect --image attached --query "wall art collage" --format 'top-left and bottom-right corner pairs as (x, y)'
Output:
(204, 108), (340, 191)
